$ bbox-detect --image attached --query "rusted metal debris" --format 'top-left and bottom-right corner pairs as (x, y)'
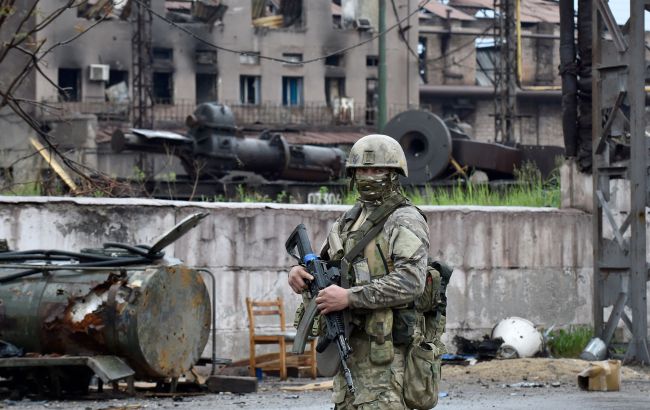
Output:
(0, 213), (217, 399)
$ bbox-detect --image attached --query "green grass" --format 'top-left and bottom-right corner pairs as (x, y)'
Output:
(342, 161), (560, 207)
(547, 326), (593, 358)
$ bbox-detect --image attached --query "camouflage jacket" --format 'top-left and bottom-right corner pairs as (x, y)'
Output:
(324, 200), (430, 310)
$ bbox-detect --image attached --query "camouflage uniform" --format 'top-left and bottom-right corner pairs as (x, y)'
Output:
(325, 198), (430, 409)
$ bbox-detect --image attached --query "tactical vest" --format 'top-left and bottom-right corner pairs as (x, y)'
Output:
(326, 195), (420, 367)
(325, 195), (451, 356)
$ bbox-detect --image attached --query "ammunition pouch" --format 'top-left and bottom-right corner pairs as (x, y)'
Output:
(403, 337), (440, 410)
(392, 307), (418, 346)
(364, 308), (394, 365)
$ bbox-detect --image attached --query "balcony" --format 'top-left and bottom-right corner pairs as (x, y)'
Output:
(38, 98), (428, 129)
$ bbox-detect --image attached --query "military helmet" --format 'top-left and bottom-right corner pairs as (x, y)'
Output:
(346, 134), (408, 176)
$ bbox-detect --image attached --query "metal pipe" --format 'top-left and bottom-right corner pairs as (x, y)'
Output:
(378, 0), (387, 131)
(516, 0), (523, 85)
(420, 85), (562, 98)
(418, 26), (560, 39)
(560, 0), (578, 157)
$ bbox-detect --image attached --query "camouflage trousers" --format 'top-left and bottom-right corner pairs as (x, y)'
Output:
(332, 332), (408, 410)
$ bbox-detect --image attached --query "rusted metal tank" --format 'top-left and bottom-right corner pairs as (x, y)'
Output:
(0, 265), (210, 379)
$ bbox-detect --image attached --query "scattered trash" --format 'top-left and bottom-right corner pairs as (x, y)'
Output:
(438, 391), (449, 398)
(0, 340), (23, 358)
(453, 335), (505, 360)
(281, 380), (333, 392)
(441, 353), (477, 366)
(577, 360), (621, 392)
(506, 382), (545, 388)
(283, 395), (300, 399)
(579, 337), (607, 361)
(491, 317), (543, 358)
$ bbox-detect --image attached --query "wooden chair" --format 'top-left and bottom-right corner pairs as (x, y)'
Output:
(245, 297), (317, 380)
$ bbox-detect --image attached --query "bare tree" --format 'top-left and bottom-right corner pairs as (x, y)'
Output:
(0, 0), (119, 195)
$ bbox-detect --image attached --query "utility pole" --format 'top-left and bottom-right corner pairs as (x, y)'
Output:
(493, 0), (517, 144)
(378, 0), (387, 132)
(132, 0), (154, 129)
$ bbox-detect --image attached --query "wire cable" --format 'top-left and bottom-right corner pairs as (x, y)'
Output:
(132, 0), (430, 65)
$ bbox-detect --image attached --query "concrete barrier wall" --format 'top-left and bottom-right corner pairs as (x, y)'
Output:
(0, 197), (596, 361)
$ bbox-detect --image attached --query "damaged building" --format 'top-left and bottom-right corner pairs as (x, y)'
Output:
(0, 0), (566, 193)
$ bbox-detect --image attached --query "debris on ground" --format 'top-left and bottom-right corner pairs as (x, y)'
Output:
(281, 380), (333, 392)
(577, 360), (621, 392)
(453, 335), (504, 360)
(492, 317), (543, 358)
(443, 358), (650, 385)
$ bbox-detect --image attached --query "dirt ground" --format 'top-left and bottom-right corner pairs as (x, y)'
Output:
(3, 358), (650, 409)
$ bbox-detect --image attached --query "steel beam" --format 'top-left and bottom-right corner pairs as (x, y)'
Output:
(592, 0), (650, 364)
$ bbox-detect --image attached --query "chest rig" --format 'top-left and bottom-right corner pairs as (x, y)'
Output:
(326, 194), (420, 365)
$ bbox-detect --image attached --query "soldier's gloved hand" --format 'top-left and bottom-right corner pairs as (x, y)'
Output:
(316, 285), (349, 314)
(288, 265), (314, 294)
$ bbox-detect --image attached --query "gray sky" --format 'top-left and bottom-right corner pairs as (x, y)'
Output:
(585, 1), (650, 30)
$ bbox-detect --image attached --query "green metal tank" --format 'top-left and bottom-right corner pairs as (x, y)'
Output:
(0, 265), (211, 379)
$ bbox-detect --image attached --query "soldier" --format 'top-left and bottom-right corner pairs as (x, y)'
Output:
(288, 134), (433, 409)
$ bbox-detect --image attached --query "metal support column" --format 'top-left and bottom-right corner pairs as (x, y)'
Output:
(592, 0), (650, 364)
(493, 0), (518, 144)
(131, 0), (153, 129)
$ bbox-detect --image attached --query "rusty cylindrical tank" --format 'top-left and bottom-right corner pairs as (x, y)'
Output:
(0, 265), (210, 379)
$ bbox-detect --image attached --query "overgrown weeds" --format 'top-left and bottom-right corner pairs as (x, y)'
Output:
(547, 326), (593, 358)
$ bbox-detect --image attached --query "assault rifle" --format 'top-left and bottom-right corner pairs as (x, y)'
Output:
(285, 224), (355, 393)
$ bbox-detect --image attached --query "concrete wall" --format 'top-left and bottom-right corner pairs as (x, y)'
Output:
(0, 196), (609, 362)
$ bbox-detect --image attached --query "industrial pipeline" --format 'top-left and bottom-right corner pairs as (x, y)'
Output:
(112, 102), (346, 183)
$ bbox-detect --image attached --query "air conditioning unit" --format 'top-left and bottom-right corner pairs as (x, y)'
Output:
(89, 64), (109, 82)
(355, 18), (372, 30)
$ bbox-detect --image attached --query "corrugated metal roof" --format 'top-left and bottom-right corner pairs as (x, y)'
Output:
(421, 2), (475, 21)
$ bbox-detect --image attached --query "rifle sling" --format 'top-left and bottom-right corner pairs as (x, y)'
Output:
(340, 195), (407, 288)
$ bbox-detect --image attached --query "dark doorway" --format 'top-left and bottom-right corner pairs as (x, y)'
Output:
(58, 68), (81, 101)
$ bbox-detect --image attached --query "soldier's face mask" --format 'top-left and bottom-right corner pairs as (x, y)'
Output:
(355, 170), (399, 202)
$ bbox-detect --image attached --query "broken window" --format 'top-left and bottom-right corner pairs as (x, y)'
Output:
(58, 68), (81, 102)
(77, 0), (121, 20)
(325, 54), (343, 67)
(105, 70), (129, 103)
(240, 52), (260, 65)
(366, 55), (379, 67)
(325, 77), (345, 107)
(196, 74), (218, 104)
(332, 0), (342, 28)
(282, 76), (303, 106)
(196, 50), (217, 66)
(251, 0), (303, 28)
(366, 78), (378, 125)
(154, 48), (173, 62)
(153, 72), (173, 104)
(283, 53), (303, 65)
(240, 76), (261, 104)
(418, 36), (427, 84)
